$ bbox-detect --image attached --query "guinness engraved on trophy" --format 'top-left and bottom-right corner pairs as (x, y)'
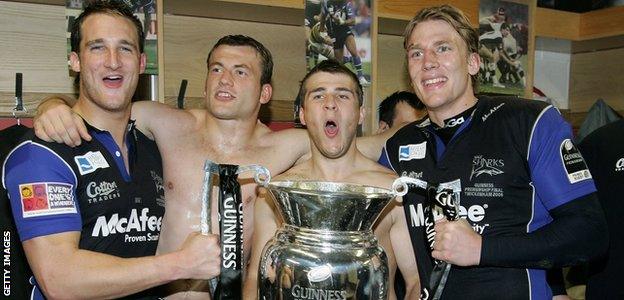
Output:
(257, 179), (411, 300)
(200, 160), (270, 299)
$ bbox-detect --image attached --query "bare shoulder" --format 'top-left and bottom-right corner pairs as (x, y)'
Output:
(273, 161), (312, 182)
(132, 101), (199, 136)
(351, 157), (397, 189)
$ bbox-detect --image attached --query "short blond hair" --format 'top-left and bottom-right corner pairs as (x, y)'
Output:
(403, 5), (480, 91)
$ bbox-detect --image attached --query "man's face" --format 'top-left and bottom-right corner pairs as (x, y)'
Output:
(69, 13), (145, 112)
(300, 71), (363, 159)
(205, 45), (271, 120)
(405, 20), (479, 114)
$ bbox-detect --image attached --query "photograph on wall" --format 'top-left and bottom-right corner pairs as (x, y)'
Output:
(66, 0), (158, 75)
(296, 0), (372, 125)
(478, 0), (529, 96)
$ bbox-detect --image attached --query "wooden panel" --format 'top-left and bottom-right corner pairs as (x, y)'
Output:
(0, 92), (76, 118)
(162, 14), (305, 122)
(377, 0), (480, 26)
(572, 35), (624, 54)
(164, 0), (302, 26)
(534, 8), (580, 40)
(569, 47), (624, 113)
(579, 6), (624, 40)
(376, 34), (411, 101)
(0, 2), (73, 102)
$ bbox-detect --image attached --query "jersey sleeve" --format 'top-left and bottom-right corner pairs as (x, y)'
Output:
(2, 141), (82, 241)
(528, 106), (596, 210)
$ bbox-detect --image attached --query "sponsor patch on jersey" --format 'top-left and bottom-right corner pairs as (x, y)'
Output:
(74, 151), (110, 175)
(470, 155), (504, 180)
(399, 142), (426, 161)
(560, 139), (592, 183)
(19, 182), (76, 218)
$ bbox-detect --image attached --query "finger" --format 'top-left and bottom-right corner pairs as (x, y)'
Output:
(53, 114), (78, 147)
(33, 121), (53, 142)
(42, 117), (65, 144)
(74, 114), (92, 142)
(59, 112), (82, 146)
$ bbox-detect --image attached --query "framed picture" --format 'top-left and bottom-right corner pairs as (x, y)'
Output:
(478, 0), (534, 97)
(65, 0), (159, 75)
(296, 0), (373, 126)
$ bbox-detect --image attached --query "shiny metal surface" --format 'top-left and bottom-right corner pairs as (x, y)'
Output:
(258, 181), (396, 300)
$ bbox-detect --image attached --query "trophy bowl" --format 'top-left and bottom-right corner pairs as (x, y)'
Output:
(258, 181), (397, 300)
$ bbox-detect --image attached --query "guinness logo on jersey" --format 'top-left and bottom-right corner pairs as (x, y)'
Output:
(86, 181), (121, 204)
(470, 155), (504, 180)
(615, 158), (624, 172)
(560, 139), (592, 183)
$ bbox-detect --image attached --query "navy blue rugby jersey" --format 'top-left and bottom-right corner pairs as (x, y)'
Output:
(380, 96), (596, 300)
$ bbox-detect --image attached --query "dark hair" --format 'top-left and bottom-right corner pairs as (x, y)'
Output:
(206, 35), (274, 85)
(403, 5), (479, 91)
(378, 91), (424, 127)
(70, 0), (144, 54)
(297, 59), (363, 108)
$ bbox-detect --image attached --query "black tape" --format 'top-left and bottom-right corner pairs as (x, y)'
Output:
(215, 165), (243, 300)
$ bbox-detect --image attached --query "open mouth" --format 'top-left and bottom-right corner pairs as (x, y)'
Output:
(422, 77), (447, 87)
(215, 91), (235, 100)
(103, 75), (123, 88)
(325, 120), (338, 137)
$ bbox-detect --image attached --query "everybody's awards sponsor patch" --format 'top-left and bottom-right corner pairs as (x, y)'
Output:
(19, 182), (76, 218)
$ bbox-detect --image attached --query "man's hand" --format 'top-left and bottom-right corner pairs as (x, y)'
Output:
(175, 232), (221, 280)
(432, 218), (481, 266)
(34, 97), (90, 147)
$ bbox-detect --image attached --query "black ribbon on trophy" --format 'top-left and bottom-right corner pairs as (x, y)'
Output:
(200, 160), (270, 300)
(392, 177), (461, 300)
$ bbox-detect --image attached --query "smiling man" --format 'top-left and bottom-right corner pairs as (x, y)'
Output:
(245, 60), (420, 299)
(2, 2), (221, 299)
(379, 5), (607, 299)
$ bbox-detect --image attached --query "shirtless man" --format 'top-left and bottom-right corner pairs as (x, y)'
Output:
(34, 35), (388, 298)
(244, 60), (419, 299)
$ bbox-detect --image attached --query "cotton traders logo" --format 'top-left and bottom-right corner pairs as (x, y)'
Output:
(86, 181), (120, 204)
(470, 155), (504, 180)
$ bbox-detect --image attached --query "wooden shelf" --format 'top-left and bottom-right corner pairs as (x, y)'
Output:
(535, 6), (624, 41)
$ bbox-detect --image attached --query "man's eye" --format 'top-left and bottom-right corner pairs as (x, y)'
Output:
(409, 50), (423, 58)
(438, 45), (451, 52)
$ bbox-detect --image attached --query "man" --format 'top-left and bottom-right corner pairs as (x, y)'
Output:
(2, 2), (220, 299)
(498, 23), (526, 86)
(244, 60), (420, 299)
(579, 119), (624, 299)
(320, 0), (369, 85)
(379, 5), (607, 299)
(377, 91), (426, 134)
(478, 7), (506, 88)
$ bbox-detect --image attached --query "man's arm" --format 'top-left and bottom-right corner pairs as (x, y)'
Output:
(243, 189), (280, 298)
(389, 204), (420, 299)
(357, 123), (404, 161)
(23, 231), (220, 299)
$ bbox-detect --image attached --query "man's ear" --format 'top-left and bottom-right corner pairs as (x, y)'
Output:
(139, 53), (146, 74)
(260, 83), (272, 104)
(467, 52), (481, 76)
(377, 121), (390, 134)
(299, 106), (307, 126)
(358, 106), (365, 125)
(69, 52), (81, 73)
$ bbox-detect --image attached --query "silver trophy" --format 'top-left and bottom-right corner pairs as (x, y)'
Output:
(256, 178), (412, 300)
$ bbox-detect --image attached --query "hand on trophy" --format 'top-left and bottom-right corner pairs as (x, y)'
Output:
(174, 231), (222, 280)
(432, 218), (482, 266)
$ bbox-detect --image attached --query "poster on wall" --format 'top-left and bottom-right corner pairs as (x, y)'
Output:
(296, 0), (373, 126)
(478, 0), (530, 96)
(65, 0), (158, 75)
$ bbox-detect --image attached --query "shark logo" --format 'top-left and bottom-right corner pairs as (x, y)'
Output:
(470, 155), (504, 180)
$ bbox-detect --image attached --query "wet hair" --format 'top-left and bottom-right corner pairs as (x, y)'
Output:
(70, 0), (144, 53)
(297, 59), (363, 108)
(403, 5), (480, 91)
(378, 91), (424, 127)
(206, 35), (274, 85)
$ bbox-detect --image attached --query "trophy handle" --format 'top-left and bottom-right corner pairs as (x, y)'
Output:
(391, 176), (429, 197)
(242, 164), (271, 187)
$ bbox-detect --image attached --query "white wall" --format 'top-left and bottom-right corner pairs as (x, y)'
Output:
(533, 38), (571, 109)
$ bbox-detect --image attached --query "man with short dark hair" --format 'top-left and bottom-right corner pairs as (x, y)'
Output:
(2, 2), (220, 299)
(377, 91), (426, 134)
(246, 60), (420, 299)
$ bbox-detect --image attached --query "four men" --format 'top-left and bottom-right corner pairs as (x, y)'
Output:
(4, 2), (611, 299)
